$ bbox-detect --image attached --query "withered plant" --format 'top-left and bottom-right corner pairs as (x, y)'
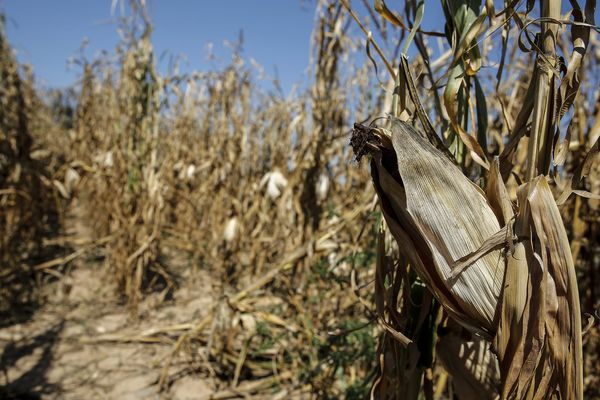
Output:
(2, 0), (599, 398)
(347, 0), (599, 398)
(0, 15), (66, 320)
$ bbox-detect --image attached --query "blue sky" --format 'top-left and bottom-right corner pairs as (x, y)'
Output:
(3, 1), (596, 94)
(2, 0), (318, 92)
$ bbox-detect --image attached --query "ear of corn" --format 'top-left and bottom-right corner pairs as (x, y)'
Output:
(354, 118), (503, 335)
(353, 115), (583, 399)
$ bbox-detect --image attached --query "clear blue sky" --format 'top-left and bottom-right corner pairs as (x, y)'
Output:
(2, 1), (596, 94)
(1, 0), (317, 91)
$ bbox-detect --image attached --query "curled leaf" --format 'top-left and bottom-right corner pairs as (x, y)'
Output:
(374, 0), (406, 28)
(444, 63), (490, 169)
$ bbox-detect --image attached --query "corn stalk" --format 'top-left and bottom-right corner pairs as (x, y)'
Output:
(347, 0), (593, 398)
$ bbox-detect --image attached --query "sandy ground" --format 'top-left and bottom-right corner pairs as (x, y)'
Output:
(0, 263), (218, 400)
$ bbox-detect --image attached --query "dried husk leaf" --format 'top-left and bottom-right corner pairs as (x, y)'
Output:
(493, 177), (583, 400)
(556, 1), (596, 122)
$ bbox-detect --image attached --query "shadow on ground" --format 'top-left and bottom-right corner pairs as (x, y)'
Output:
(0, 321), (64, 399)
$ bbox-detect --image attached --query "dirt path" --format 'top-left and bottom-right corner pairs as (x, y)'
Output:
(1, 264), (218, 399)
(0, 204), (217, 399)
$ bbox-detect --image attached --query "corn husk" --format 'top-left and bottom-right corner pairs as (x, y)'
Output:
(491, 176), (583, 399)
(353, 118), (504, 336)
(260, 170), (288, 200)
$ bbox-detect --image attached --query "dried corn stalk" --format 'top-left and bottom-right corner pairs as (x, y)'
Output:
(1, 15), (64, 312)
(352, 117), (583, 399)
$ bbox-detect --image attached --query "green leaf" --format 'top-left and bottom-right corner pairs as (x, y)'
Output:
(402, 1), (425, 55)
(474, 76), (488, 151)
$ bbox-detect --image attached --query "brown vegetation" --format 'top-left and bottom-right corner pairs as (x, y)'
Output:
(1, 1), (599, 399)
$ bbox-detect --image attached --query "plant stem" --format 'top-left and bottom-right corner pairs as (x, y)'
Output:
(526, 0), (561, 181)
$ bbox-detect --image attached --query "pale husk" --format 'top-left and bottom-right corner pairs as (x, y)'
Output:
(355, 117), (504, 336)
(492, 176), (583, 399)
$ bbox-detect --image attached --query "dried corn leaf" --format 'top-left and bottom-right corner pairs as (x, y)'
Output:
(444, 63), (490, 168)
(451, 9), (487, 75)
(526, 177), (583, 399)
(573, 134), (600, 182)
(556, 0), (596, 122)
(398, 55), (455, 162)
(373, 0), (406, 28)
(486, 158), (514, 226)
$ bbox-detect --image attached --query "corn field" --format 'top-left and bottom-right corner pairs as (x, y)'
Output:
(1, 1), (599, 399)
